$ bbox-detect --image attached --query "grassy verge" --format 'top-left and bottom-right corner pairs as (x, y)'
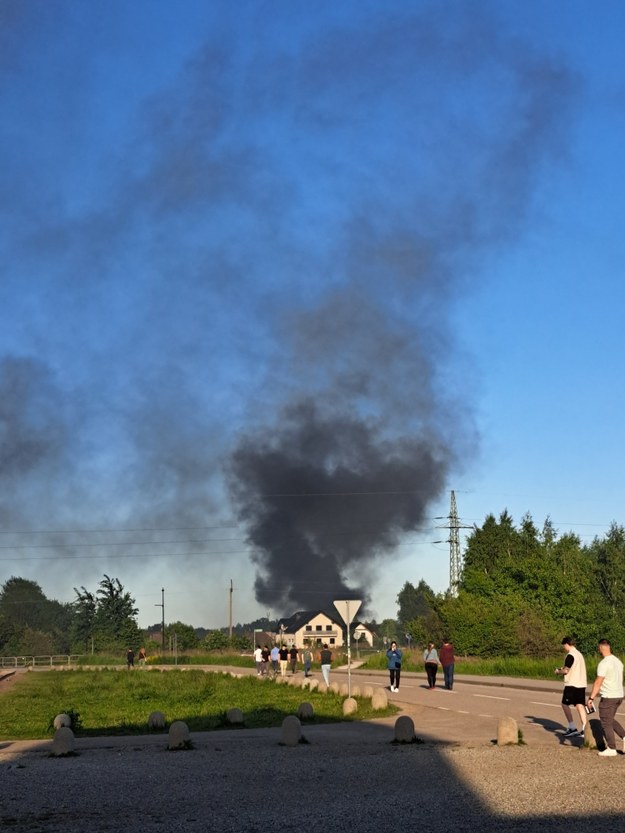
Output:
(361, 651), (567, 680)
(0, 669), (396, 740)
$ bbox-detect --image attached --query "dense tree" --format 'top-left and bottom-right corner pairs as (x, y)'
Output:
(165, 621), (199, 651)
(397, 580), (436, 629)
(203, 629), (229, 651)
(0, 577), (71, 654)
(70, 587), (97, 653)
(71, 575), (141, 652)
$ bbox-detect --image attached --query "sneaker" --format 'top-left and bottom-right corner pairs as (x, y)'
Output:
(598, 747), (617, 757)
(575, 727), (586, 737)
(563, 728), (577, 737)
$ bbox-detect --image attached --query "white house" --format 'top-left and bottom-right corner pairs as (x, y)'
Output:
(276, 610), (345, 648)
(276, 611), (376, 649)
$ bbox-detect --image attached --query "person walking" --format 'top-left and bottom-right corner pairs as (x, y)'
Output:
(270, 644), (280, 675)
(319, 643), (332, 686)
(137, 646), (147, 667)
(260, 644), (270, 676)
(554, 636), (587, 738)
(423, 641), (439, 689)
(386, 641), (402, 692)
(278, 644), (289, 677)
(289, 645), (299, 675)
(302, 645), (313, 677)
(254, 644), (263, 675)
(587, 638), (625, 757)
(439, 639), (455, 691)
(126, 648), (134, 669)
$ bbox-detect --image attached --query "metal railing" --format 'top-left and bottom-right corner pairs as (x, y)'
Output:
(0, 655), (82, 668)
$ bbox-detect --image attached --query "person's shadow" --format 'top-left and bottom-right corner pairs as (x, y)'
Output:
(526, 715), (606, 747)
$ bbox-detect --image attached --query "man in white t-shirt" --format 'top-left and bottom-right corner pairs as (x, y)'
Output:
(554, 636), (587, 737)
(254, 645), (263, 676)
(587, 638), (625, 757)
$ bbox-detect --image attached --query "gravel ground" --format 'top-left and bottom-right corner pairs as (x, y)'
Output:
(3, 722), (625, 833)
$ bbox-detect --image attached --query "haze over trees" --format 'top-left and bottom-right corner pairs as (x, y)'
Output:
(2, 512), (625, 658)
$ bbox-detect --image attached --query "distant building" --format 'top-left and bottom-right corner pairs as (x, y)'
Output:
(276, 611), (376, 649)
(277, 610), (345, 648)
(352, 622), (374, 648)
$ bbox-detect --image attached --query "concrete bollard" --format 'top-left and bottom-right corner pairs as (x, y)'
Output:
(497, 717), (519, 746)
(343, 697), (358, 716)
(307, 679), (319, 692)
(226, 708), (244, 726)
(339, 683), (350, 697)
(297, 702), (314, 720)
(351, 685), (362, 698)
(53, 713), (72, 730)
(280, 715), (303, 746)
(371, 690), (388, 711)
(51, 727), (75, 756)
(168, 720), (191, 750)
(148, 711), (166, 730)
(363, 685), (374, 698)
(330, 682), (340, 694)
(394, 715), (416, 743)
(317, 682), (328, 694)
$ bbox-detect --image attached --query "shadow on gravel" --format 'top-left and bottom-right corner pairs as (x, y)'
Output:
(4, 720), (625, 833)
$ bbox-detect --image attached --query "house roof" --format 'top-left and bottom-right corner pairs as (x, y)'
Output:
(278, 609), (344, 633)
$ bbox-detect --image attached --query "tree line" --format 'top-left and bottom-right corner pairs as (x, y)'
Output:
(3, 510), (624, 658)
(396, 512), (625, 657)
(0, 574), (259, 656)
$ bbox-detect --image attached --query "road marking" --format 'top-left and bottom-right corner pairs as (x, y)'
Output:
(531, 701), (560, 708)
(437, 707), (450, 711)
(458, 710), (470, 714)
(479, 714), (493, 718)
(473, 694), (510, 701)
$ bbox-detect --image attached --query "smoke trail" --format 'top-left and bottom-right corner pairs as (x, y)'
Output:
(0, 4), (576, 618)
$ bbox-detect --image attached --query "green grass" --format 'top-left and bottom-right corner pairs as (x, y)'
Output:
(361, 651), (569, 680)
(0, 669), (396, 740)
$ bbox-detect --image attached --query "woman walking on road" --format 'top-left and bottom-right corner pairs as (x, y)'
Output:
(386, 641), (403, 692)
(423, 641), (439, 689)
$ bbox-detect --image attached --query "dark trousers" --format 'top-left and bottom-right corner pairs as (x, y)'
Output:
(425, 662), (438, 688)
(443, 663), (454, 690)
(390, 668), (401, 689)
(599, 697), (625, 749)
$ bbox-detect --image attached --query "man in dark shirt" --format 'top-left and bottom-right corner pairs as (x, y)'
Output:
(439, 639), (455, 690)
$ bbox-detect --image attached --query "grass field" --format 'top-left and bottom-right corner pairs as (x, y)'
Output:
(0, 669), (395, 741)
(361, 651), (569, 679)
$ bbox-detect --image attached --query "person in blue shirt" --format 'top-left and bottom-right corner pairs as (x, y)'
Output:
(386, 641), (403, 692)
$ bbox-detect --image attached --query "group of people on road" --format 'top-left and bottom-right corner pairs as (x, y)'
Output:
(556, 636), (625, 757)
(385, 638), (456, 693)
(255, 642), (333, 683)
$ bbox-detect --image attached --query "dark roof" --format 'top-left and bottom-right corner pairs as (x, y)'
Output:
(278, 609), (344, 632)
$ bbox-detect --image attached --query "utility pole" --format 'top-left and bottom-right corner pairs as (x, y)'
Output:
(155, 588), (165, 654)
(228, 579), (233, 641)
(435, 491), (473, 597)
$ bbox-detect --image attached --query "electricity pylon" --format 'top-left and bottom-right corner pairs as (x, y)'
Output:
(435, 491), (473, 597)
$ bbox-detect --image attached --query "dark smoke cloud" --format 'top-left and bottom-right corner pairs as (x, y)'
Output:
(225, 8), (577, 613)
(0, 4), (577, 617)
(228, 401), (451, 612)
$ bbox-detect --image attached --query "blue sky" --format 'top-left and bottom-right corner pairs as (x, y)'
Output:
(1, 1), (624, 630)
